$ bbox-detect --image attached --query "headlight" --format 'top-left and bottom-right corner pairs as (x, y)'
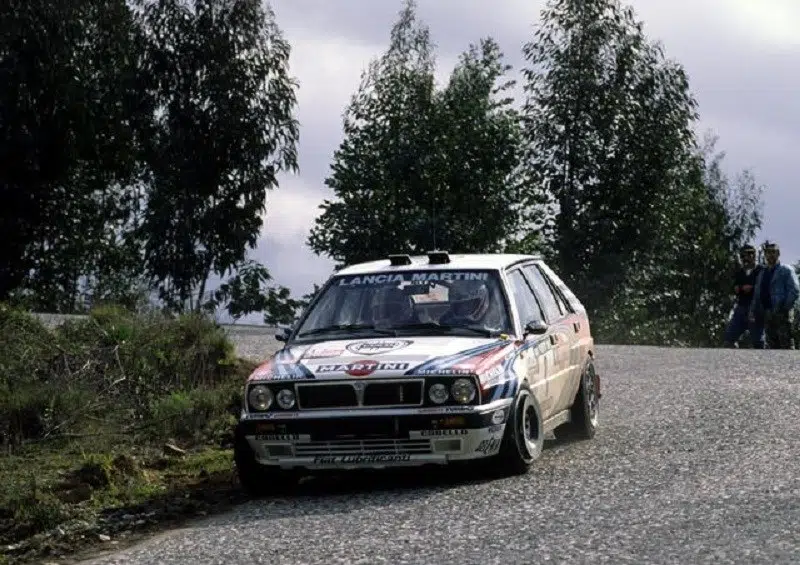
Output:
(428, 383), (449, 404)
(451, 378), (476, 404)
(275, 388), (296, 409)
(248, 385), (273, 411)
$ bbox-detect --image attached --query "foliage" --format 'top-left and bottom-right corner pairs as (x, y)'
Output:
(0, 0), (150, 310)
(134, 0), (300, 312)
(521, 0), (701, 309)
(519, 0), (764, 346)
(206, 259), (302, 324)
(0, 303), (259, 558)
(308, 0), (525, 267)
(0, 304), (245, 449)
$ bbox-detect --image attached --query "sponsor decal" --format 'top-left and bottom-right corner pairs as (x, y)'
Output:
(315, 360), (410, 376)
(255, 434), (301, 441)
(312, 454), (411, 464)
(337, 272), (489, 286)
(253, 371), (297, 381)
(419, 429), (468, 437)
(417, 405), (476, 414)
(345, 339), (413, 355)
(490, 409), (506, 425)
(247, 412), (299, 420)
(479, 364), (505, 386)
(475, 437), (502, 454)
(303, 345), (345, 359)
(249, 355), (314, 381)
(416, 368), (474, 376)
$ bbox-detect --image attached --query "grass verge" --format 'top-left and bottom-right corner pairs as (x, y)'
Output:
(0, 304), (258, 564)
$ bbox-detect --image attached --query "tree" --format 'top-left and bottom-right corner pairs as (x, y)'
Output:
(135, 0), (299, 312)
(587, 131), (765, 346)
(0, 0), (149, 310)
(308, 0), (524, 267)
(520, 0), (702, 317)
(206, 259), (301, 325)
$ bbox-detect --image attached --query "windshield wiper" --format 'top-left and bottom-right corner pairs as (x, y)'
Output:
(392, 322), (500, 337)
(296, 324), (397, 338)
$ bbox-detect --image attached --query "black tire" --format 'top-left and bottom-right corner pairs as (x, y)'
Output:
(558, 358), (599, 440)
(233, 427), (298, 497)
(494, 382), (544, 476)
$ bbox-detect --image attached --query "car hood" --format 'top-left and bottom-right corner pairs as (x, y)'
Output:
(247, 335), (519, 385)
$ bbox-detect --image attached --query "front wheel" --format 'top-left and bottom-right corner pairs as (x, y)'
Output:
(494, 383), (544, 476)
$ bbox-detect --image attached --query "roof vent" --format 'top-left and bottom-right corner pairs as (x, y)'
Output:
(388, 254), (412, 266)
(427, 250), (450, 264)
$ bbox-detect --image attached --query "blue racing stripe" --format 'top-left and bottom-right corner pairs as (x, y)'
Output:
(405, 339), (507, 375)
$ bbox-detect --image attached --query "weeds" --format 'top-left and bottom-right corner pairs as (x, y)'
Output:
(0, 303), (256, 561)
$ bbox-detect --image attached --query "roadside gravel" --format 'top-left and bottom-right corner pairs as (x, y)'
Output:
(81, 341), (800, 565)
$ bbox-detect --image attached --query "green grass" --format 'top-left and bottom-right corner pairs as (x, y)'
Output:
(0, 304), (258, 564)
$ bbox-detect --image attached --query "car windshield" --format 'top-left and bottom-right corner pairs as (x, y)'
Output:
(292, 269), (514, 341)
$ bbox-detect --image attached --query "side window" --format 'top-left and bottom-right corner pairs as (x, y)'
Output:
(536, 261), (586, 314)
(507, 270), (545, 327)
(534, 264), (574, 315)
(522, 265), (563, 322)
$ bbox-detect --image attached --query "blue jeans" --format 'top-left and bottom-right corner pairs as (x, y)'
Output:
(724, 303), (765, 348)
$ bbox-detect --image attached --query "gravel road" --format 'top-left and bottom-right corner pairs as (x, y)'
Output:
(82, 340), (800, 565)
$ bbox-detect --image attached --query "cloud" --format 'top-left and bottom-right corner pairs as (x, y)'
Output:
(252, 0), (800, 301)
(261, 176), (326, 244)
(720, 0), (800, 49)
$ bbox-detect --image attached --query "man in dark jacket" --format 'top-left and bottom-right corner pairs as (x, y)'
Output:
(749, 241), (800, 349)
(723, 244), (764, 348)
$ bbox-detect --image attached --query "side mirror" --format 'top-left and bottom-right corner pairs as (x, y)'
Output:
(274, 324), (292, 342)
(524, 320), (548, 336)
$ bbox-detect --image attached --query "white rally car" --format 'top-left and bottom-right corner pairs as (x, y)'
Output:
(234, 252), (601, 495)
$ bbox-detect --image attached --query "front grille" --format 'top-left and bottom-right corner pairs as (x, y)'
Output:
(296, 380), (424, 410)
(294, 438), (432, 457)
(297, 384), (356, 408)
(364, 382), (423, 406)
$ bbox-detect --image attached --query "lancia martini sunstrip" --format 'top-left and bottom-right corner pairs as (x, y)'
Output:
(233, 251), (601, 495)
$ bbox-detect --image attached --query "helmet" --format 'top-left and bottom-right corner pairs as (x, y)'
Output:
(447, 279), (490, 323)
(372, 286), (414, 325)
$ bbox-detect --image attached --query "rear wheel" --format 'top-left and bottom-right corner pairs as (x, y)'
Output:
(494, 383), (544, 476)
(233, 427), (298, 497)
(558, 359), (599, 440)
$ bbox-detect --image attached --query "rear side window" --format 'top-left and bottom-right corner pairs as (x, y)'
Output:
(507, 270), (545, 327)
(532, 264), (574, 315)
(536, 261), (585, 314)
(522, 265), (563, 323)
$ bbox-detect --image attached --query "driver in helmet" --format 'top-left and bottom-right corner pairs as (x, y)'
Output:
(372, 285), (417, 327)
(440, 279), (490, 326)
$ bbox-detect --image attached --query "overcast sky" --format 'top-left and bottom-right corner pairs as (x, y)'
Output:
(252, 0), (800, 300)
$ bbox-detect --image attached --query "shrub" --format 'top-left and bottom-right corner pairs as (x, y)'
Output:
(0, 304), (242, 450)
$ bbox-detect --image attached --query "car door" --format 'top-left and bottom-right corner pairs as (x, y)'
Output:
(533, 262), (585, 374)
(505, 268), (554, 415)
(520, 264), (574, 414)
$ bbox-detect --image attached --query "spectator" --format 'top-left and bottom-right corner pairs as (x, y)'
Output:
(723, 244), (764, 348)
(749, 241), (800, 349)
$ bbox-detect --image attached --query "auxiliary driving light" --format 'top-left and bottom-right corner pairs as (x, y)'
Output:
(276, 388), (296, 409)
(428, 383), (449, 404)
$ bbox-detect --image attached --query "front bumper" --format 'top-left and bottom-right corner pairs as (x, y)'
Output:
(237, 399), (513, 470)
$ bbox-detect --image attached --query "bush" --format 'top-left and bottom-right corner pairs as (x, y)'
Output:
(0, 304), (244, 450)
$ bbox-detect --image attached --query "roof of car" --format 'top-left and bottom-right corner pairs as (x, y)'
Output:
(335, 253), (542, 276)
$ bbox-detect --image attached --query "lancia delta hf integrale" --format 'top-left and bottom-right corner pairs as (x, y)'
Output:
(233, 252), (601, 494)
